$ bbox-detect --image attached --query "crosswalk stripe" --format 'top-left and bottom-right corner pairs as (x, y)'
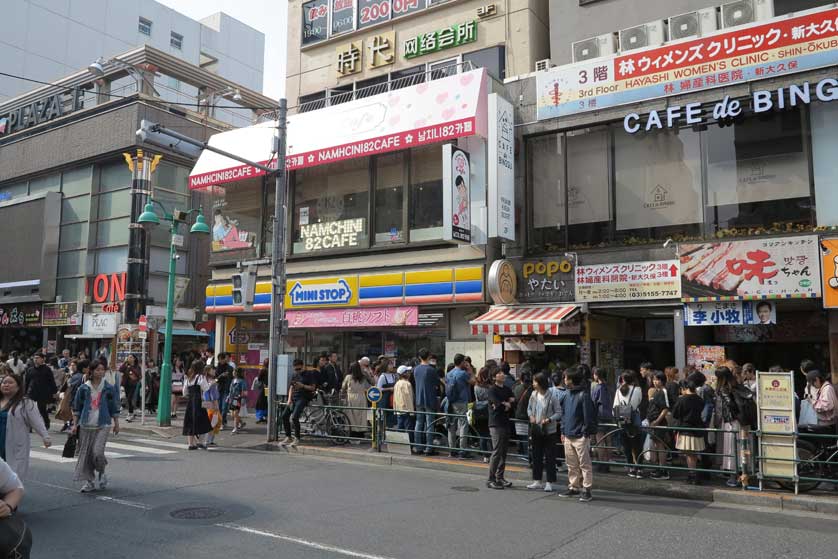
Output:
(41, 447), (135, 460)
(124, 438), (189, 450)
(30, 451), (75, 464)
(105, 442), (177, 455)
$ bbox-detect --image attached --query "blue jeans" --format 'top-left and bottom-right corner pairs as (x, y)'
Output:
(396, 414), (415, 445)
(414, 405), (437, 453)
(282, 398), (308, 439)
(447, 402), (469, 455)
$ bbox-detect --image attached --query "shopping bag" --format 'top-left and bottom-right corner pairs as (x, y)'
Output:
(799, 399), (818, 426)
(55, 393), (73, 422)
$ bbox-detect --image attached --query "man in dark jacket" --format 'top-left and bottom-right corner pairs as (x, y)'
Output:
(559, 367), (597, 502)
(487, 369), (516, 489)
(215, 353), (233, 425)
(25, 353), (58, 428)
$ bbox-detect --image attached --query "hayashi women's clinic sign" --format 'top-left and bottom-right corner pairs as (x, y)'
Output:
(537, 6), (838, 120)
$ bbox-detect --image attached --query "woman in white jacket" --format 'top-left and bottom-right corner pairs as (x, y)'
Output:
(613, 370), (644, 478)
(0, 374), (51, 480)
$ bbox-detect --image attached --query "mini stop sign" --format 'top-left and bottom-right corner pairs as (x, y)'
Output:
(138, 315), (147, 332)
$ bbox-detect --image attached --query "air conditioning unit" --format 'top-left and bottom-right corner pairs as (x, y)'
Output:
(721, 0), (774, 29)
(535, 58), (553, 72)
(668, 7), (719, 41)
(571, 33), (618, 63)
(619, 20), (668, 53)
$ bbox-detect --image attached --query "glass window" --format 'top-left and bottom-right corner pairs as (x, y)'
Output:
(28, 173), (60, 194)
(293, 159), (369, 254)
(139, 17), (152, 36)
(705, 108), (812, 235)
(529, 134), (565, 252)
(96, 247), (127, 274)
(409, 145), (444, 241)
(0, 182), (29, 201)
(812, 101), (838, 226)
(150, 247), (187, 275)
(149, 189), (189, 246)
(567, 129), (611, 248)
(429, 58), (459, 81)
(58, 250), (86, 277)
(356, 75), (388, 99)
(97, 217), (130, 246)
(463, 46), (506, 80)
(62, 196), (90, 223)
(62, 166), (92, 196)
(210, 182), (260, 257)
(614, 126), (703, 243)
(375, 152), (406, 244)
(99, 161), (132, 192)
(299, 91), (326, 112)
(148, 276), (169, 303)
(97, 189), (131, 218)
(155, 163), (189, 193)
(390, 65), (425, 90)
(56, 278), (84, 302)
(170, 31), (183, 49)
(328, 84), (354, 106)
(60, 223), (88, 251)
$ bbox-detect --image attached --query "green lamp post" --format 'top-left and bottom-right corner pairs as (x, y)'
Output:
(138, 200), (210, 426)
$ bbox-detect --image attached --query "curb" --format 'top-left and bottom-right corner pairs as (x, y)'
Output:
(714, 488), (838, 515)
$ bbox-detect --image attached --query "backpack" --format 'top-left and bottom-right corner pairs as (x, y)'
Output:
(733, 385), (758, 428)
(613, 386), (636, 426)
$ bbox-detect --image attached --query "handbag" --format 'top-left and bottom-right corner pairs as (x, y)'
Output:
(0, 515), (32, 559)
(799, 399), (818, 426)
(62, 433), (78, 458)
(530, 422), (545, 438)
(55, 392), (73, 422)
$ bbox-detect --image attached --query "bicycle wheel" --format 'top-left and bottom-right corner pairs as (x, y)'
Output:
(780, 440), (821, 492)
(430, 416), (448, 448)
(298, 405), (316, 437)
(328, 410), (351, 445)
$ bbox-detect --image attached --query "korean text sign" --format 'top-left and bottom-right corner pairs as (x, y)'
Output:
(537, 7), (838, 120)
(680, 236), (821, 302)
(575, 260), (681, 303)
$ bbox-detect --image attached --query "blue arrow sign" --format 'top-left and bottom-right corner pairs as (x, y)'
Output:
(366, 386), (382, 403)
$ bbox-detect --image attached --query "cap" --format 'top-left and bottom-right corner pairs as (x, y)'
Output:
(359, 356), (370, 364)
(397, 365), (412, 375)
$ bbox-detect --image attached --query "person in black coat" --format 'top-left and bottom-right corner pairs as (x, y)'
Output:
(24, 353), (58, 428)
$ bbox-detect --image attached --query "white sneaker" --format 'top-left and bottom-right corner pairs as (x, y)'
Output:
(80, 481), (96, 493)
(98, 472), (108, 490)
(289, 436), (298, 447)
(231, 428), (239, 435)
(544, 482), (554, 492)
(279, 436), (293, 445)
(526, 481), (543, 490)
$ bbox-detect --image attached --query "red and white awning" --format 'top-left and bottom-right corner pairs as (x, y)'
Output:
(189, 68), (488, 190)
(470, 305), (579, 336)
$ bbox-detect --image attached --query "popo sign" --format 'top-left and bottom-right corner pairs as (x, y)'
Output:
(286, 277), (358, 309)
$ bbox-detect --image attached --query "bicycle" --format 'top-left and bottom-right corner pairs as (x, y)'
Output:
(295, 391), (351, 446)
(777, 424), (838, 492)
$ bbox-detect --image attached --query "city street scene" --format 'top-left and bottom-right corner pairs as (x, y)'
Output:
(2, 0), (838, 557)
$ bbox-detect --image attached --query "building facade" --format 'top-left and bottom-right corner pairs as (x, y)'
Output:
(484, 0), (838, 382)
(0, 45), (276, 360)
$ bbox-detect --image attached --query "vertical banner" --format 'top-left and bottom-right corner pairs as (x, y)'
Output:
(442, 144), (471, 243)
(821, 238), (838, 308)
(757, 371), (797, 481)
(487, 93), (515, 241)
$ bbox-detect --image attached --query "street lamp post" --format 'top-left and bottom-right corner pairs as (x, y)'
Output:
(138, 201), (210, 426)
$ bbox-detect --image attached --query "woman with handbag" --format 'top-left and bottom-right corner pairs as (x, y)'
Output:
(526, 372), (562, 492)
(182, 361), (212, 449)
(72, 360), (120, 493)
(473, 366), (494, 463)
(253, 362), (269, 424)
(202, 366), (221, 447)
(0, 374), (51, 480)
(613, 370), (644, 478)
(807, 369), (838, 431)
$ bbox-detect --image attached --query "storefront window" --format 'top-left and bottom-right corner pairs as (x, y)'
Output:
(210, 181), (261, 261)
(409, 145), (443, 241)
(567, 128), (611, 249)
(614, 127), (703, 244)
(375, 152), (406, 244)
(705, 108), (812, 236)
(293, 159), (370, 254)
(812, 101), (838, 226)
(62, 166), (92, 196)
(529, 133), (565, 253)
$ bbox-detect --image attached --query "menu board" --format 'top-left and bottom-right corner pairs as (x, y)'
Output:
(304, 0), (429, 42)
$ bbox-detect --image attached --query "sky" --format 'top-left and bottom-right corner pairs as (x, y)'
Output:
(157, 0), (287, 100)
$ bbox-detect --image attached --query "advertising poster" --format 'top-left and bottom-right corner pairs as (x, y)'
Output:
(821, 238), (838, 308)
(575, 260), (680, 302)
(442, 144), (471, 243)
(684, 300), (776, 326)
(537, 7), (838, 120)
(42, 302), (81, 327)
(687, 345), (725, 373)
(488, 93), (515, 241)
(680, 236), (821, 301)
(211, 206), (254, 252)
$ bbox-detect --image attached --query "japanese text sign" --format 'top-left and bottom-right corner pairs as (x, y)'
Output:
(537, 6), (838, 120)
(286, 306), (419, 329)
(0, 303), (41, 328)
(684, 300), (776, 326)
(820, 238), (838, 308)
(680, 236), (821, 302)
(575, 260), (680, 303)
(515, 258), (575, 303)
(42, 302), (82, 327)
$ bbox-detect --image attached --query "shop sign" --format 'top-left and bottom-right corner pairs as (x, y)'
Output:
(503, 337), (544, 352)
(487, 260), (517, 305)
(820, 238), (838, 308)
(442, 145), (471, 243)
(286, 276), (359, 309)
(624, 78), (838, 134)
(0, 303), (42, 328)
(286, 306), (418, 328)
(680, 236), (821, 302)
(404, 20), (477, 59)
(86, 272), (126, 303)
(300, 218), (365, 251)
(83, 313), (118, 336)
(368, 32), (396, 69)
(302, 0), (329, 46)
(536, 6), (838, 120)
(331, 0), (356, 36)
(515, 258), (575, 304)
(0, 89), (83, 138)
(336, 41), (363, 76)
(488, 93), (515, 241)
(687, 345), (725, 374)
(42, 302), (82, 327)
(575, 260), (680, 303)
(684, 300), (776, 326)
(757, 371), (797, 479)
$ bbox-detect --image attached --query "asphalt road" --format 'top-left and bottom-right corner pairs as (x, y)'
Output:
(19, 431), (838, 559)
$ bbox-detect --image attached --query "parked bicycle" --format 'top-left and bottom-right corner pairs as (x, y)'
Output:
(778, 424), (838, 492)
(295, 391), (351, 445)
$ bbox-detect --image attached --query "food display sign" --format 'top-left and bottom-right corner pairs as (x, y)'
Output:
(286, 306), (418, 328)
(537, 6), (838, 120)
(687, 345), (725, 374)
(680, 236), (821, 302)
(575, 260), (681, 303)
(757, 371), (797, 479)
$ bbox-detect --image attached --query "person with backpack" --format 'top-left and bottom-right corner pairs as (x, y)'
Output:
(376, 361), (398, 429)
(526, 372), (562, 492)
(472, 367), (493, 463)
(613, 370), (644, 478)
(559, 367), (597, 502)
(713, 366), (756, 487)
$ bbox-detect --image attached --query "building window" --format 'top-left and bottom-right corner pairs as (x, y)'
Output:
(528, 134), (565, 253)
(328, 84), (354, 106)
(139, 17), (153, 36)
(375, 152), (406, 244)
(356, 75), (389, 99)
(429, 57), (460, 81)
(390, 66), (425, 90)
(409, 144), (444, 241)
(299, 91), (326, 113)
(463, 46), (506, 81)
(170, 31), (183, 50)
(567, 128), (611, 249)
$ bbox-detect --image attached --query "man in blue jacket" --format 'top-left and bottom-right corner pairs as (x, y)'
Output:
(413, 348), (440, 455)
(559, 367), (597, 502)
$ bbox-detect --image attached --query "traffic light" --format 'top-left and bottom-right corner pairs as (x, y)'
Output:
(231, 267), (256, 310)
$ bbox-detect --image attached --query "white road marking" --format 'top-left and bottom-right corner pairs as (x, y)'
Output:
(123, 438), (189, 450)
(42, 447), (134, 459)
(30, 451), (75, 464)
(105, 442), (176, 455)
(216, 523), (397, 559)
(95, 496), (152, 510)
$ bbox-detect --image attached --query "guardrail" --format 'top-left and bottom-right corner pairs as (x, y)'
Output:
(276, 400), (838, 494)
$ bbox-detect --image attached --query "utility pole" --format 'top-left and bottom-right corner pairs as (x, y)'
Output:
(267, 99), (288, 443)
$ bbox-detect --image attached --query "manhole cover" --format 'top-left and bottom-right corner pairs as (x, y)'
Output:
(451, 486), (479, 492)
(169, 507), (226, 520)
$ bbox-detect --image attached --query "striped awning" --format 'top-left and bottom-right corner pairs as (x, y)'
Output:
(470, 305), (579, 335)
